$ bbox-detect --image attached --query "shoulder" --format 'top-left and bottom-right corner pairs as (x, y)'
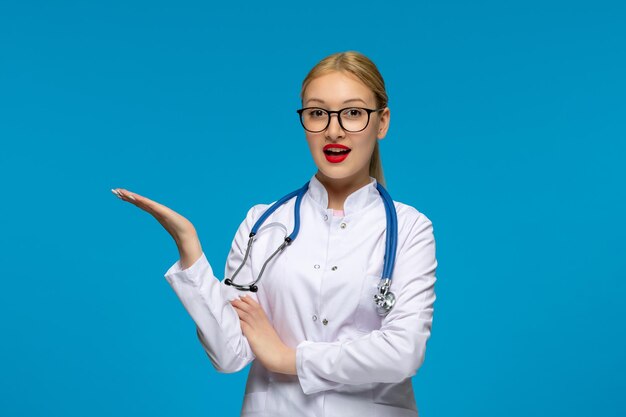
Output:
(392, 200), (436, 251)
(248, 203), (271, 217)
(393, 200), (434, 230)
(241, 202), (274, 225)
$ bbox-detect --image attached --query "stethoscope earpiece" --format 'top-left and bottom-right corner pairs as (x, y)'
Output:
(224, 278), (260, 293)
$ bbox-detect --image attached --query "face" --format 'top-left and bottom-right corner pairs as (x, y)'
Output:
(301, 71), (390, 187)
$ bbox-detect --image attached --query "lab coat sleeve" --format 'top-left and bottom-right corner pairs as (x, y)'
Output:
(295, 211), (438, 394)
(163, 205), (263, 374)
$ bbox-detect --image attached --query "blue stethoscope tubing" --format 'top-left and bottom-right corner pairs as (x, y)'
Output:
(224, 180), (398, 315)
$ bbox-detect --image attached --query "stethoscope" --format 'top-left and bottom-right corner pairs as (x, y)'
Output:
(225, 180), (398, 316)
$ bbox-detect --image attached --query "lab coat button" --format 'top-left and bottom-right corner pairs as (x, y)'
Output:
(312, 315), (318, 321)
(340, 222), (347, 229)
(314, 264), (320, 269)
(323, 214), (328, 221)
(322, 318), (328, 325)
(331, 266), (338, 271)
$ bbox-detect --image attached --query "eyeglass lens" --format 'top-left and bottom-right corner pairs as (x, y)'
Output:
(301, 108), (372, 132)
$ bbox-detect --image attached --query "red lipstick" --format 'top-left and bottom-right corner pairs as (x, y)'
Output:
(323, 144), (351, 164)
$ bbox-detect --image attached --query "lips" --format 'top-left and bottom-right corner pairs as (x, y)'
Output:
(323, 144), (351, 163)
(323, 144), (351, 155)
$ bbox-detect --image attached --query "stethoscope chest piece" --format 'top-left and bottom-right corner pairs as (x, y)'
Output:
(374, 278), (396, 316)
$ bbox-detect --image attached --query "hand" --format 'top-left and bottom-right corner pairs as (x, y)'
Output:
(230, 295), (296, 375)
(111, 188), (202, 268)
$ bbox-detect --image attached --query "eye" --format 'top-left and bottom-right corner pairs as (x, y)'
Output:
(342, 108), (364, 119)
(307, 108), (327, 119)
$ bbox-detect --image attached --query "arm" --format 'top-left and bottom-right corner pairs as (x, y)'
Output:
(164, 205), (262, 373)
(295, 212), (438, 394)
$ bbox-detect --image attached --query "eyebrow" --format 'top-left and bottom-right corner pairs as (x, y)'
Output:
(305, 98), (369, 106)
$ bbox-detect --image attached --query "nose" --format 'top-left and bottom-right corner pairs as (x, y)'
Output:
(325, 113), (345, 140)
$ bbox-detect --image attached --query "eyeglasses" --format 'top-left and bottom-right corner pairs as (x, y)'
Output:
(296, 107), (384, 133)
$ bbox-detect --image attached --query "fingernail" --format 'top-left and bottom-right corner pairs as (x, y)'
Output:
(127, 194), (136, 201)
(111, 189), (122, 199)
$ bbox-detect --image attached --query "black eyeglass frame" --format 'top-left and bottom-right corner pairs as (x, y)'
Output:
(296, 107), (385, 133)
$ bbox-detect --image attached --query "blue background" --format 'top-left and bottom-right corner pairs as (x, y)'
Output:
(1, 0), (624, 416)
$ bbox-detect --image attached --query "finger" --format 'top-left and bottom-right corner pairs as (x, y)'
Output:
(230, 302), (242, 316)
(111, 188), (138, 202)
(111, 188), (130, 201)
(240, 295), (259, 307)
(112, 187), (180, 222)
(240, 296), (262, 313)
(231, 298), (253, 313)
(230, 302), (251, 320)
(234, 308), (251, 323)
(240, 320), (252, 335)
(111, 188), (154, 211)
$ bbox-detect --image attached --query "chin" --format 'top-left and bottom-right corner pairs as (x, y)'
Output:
(314, 154), (367, 181)
(317, 167), (359, 181)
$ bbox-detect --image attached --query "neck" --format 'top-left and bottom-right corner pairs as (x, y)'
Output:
(315, 171), (372, 211)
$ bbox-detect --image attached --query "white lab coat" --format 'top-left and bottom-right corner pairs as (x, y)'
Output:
(164, 174), (437, 417)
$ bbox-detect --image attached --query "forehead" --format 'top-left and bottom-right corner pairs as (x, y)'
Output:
(303, 71), (375, 106)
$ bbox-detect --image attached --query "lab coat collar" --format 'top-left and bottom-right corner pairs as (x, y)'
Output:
(307, 173), (379, 216)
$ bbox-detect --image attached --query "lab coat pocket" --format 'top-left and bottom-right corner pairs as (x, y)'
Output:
(354, 275), (384, 333)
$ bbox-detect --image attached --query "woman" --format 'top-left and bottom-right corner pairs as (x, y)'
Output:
(111, 51), (437, 417)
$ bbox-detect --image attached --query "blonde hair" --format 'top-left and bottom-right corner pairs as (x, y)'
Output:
(300, 51), (388, 187)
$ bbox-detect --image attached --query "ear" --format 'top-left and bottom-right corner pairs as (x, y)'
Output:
(376, 107), (391, 140)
